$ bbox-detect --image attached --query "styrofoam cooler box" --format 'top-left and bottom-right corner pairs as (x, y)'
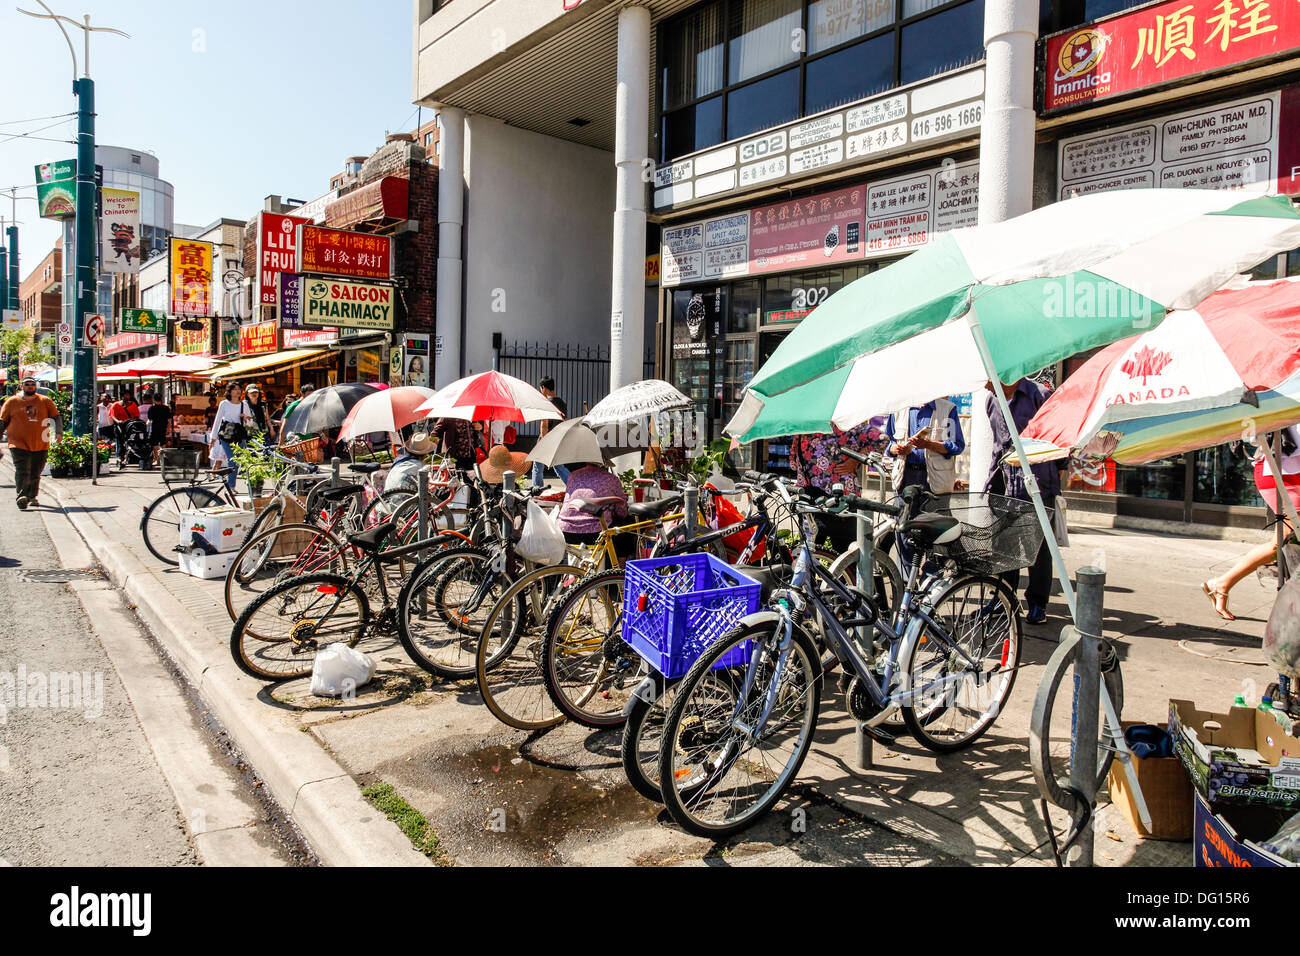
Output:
(178, 550), (238, 580)
(178, 507), (254, 554)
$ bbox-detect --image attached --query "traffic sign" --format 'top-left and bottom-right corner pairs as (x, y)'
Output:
(84, 313), (106, 348)
(57, 321), (72, 350)
(120, 308), (167, 335)
(1, 309), (23, 331)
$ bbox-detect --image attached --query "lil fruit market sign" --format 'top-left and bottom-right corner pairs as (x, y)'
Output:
(1043, 0), (1300, 112)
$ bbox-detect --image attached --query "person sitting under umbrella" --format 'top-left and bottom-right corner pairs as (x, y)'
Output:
(385, 428), (437, 495)
(558, 460), (633, 557)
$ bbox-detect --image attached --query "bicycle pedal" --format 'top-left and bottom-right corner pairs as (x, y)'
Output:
(858, 722), (897, 745)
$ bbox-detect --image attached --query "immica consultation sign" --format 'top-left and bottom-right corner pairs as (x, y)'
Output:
(301, 277), (395, 331)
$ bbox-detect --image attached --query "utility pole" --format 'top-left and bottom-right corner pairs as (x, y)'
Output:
(18, 1), (127, 436)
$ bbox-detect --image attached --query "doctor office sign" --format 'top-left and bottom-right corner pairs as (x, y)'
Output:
(301, 278), (395, 330)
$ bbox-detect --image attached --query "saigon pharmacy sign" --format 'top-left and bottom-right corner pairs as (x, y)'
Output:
(301, 278), (395, 331)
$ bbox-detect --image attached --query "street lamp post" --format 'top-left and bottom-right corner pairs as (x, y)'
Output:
(18, 1), (127, 436)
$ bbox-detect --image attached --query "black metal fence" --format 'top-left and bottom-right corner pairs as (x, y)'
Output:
(494, 338), (654, 438)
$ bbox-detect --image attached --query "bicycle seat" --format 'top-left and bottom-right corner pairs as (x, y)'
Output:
(570, 496), (626, 515)
(317, 483), (365, 503)
(739, 562), (791, 600)
(348, 519), (397, 552)
(349, 462), (382, 475)
(626, 495), (681, 521)
(211, 467), (235, 478)
(900, 512), (962, 546)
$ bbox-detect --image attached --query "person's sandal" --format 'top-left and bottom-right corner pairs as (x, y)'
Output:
(1201, 581), (1236, 621)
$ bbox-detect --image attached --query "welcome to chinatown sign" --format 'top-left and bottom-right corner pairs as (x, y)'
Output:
(1043, 0), (1300, 113)
(301, 278), (395, 331)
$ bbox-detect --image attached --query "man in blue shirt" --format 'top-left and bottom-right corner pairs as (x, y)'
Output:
(984, 378), (1067, 625)
(887, 399), (965, 575)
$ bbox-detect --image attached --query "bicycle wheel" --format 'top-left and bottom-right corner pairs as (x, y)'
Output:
(659, 621), (822, 838)
(541, 568), (647, 729)
(224, 522), (350, 624)
(244, 497), (285, 542)
(900, 574), (1022, 753)
(826, 543), (904, 620)
(476, 564), (584, 730)
(397, 546), (510, 679)
(360, 488), (414, 528)
(230, 572), (369, 680)
(1030, 630), (1125, 810)
(142, 486), (226, 565)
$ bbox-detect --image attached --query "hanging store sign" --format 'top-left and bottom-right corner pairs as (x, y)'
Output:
(1056, 89), (1280, 199)
(298, 225), (393, 281)
(283, 326), (338, 348)
(279, 271), (302, 327)
(239, 319), (279, 356)
(119, 308), (167, 335)
(300, 278), (395, 330)
(653, 66), (984, 211)
(100, 188), (141, 274)
(402, 334), (430, 387)
(101, 331), (159, 356)
(1042, 0), (1300, 114)
(169, 238), (213, 317)
(258, 212), (309, 305)
(34, 159), (76, 219)
(175, 316), (212, 356)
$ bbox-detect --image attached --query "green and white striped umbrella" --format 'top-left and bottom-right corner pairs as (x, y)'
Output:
(727, 189), (1300, 443)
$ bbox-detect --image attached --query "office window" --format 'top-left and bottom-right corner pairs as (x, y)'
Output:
(899, 0), (984, 86)
(658, 0), (989, 162)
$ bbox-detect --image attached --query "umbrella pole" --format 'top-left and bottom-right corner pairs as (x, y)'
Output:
(967, 311), (1079, 625)
(1260, 431), (1300, 589)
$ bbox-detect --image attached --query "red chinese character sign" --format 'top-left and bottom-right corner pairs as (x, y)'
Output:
(1044, 0), (1300, 112)
(240, 320), (279, 356)
(298, 225), (393, 281)
(170, 238), (213, 316)
(748, 185), (867, 275)
(259, 213), (308, 305)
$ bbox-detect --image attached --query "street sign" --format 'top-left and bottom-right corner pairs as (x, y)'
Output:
(84, 313), (106, 348)
(120, 308), (167, 335)
(1, 309), (22, 331)
(57, 321), (72, 350)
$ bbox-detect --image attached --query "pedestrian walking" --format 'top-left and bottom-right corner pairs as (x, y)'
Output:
(531, 375), (571, 490)
(0, 375), (62, 510)
(108, 393), (133, 461)
(984, 378), (1066, 625)
(1203, 426), (1300, 621)
(208, 383), (253, 489)
(146, 392), (173, 468)
(244, 384), (271, 439)
(887, 398), (964, 575)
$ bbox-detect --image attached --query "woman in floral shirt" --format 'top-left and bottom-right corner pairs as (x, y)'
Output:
(788, 418), (889, 551)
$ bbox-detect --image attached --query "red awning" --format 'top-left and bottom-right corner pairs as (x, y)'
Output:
(325, 177), (410, 229)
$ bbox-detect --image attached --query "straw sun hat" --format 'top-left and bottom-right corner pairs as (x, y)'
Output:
(477, 444), (530, 483)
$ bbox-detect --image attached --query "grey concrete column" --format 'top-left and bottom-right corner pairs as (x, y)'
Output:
(978, 0), (1038, 225)
(436, 106), (466, 387)
(610, 4), (651, 393)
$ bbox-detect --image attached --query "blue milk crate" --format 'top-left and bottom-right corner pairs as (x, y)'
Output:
(621, 552), (762, 679)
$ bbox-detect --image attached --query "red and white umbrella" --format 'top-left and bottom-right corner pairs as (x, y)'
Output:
(340, 385), (438, 440)
(417, 370), (561, 424)
(111, 353), (218, 375)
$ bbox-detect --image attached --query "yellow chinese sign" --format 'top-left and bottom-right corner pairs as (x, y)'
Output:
(170, 238), (213, 317)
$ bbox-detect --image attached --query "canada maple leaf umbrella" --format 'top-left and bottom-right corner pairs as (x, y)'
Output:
(724, 188), (1300, 620)
(1017, 277), (1300, 531)
(283, 383), (377, 436)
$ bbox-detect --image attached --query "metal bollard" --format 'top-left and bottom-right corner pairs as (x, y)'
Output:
(1067, 566), (1106, 867)
(416, 465), (431, 616)
(684, 484), (698, 540)
(330, 456), (341, 488)
(855, 462), (876, 771)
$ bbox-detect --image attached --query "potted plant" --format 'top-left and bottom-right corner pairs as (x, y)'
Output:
(230, 435), (280, 498)
(47, 435), (75, 479)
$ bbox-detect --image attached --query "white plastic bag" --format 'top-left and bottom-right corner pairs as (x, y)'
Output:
(310, 643), (376, 698)
(516, 499), (567, 565)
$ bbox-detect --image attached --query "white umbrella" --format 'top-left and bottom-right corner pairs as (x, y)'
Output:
(585, 379), (692, 428)
(528, 418), (605, 467)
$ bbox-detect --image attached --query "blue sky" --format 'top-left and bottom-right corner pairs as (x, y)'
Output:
(0, 0), (416, 269)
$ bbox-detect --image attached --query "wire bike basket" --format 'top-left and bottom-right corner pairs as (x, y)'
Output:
(922, 493), (1044, 576)
(622, 552), (761, 678)
(159, 448), (202, 485)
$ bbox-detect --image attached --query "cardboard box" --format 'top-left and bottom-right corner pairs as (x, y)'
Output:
(236, 495), (274, 515)
(1194, 792), (1296, 867)
(1108, 721), (1194, 841)
(1169, 699), (1300, 812)
(177, 507), (254, 554)
(178, 550), (238, 580)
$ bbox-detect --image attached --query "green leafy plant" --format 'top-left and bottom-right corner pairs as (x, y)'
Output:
(689, 439), (733, 483)
(48, 434), (97, 470)
(229, 434), (283, 492)
(618, 468), (639, 496)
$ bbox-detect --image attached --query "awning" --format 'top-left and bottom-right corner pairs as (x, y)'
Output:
(325, 176), (409, 229)
(330, 333), (390, 351)
(200, 348), (330, 380)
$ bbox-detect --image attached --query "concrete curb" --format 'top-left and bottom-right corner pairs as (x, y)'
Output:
(38, 473), (430, 867)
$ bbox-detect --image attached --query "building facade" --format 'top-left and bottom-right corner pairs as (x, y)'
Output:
(415, 0), (1300, 528)
(19, 240), (62, 336)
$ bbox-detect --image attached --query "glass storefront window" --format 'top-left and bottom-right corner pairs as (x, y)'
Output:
(805, 32), (894, 115)
(763, 267), (854, 323)
(1115, 456), (1185, 501)
(899, 0), (985, 85)
(1250, 253), (1282, 281)
(726, 68), (801, 141)
(730, 279), (761, 332)
(1083, 0), (1148, 21)
(663, 97), (724, 160)
(808, 0), (894, 53)
(662, 1), (724, 109)
(1194, 446), (1265, 507)
(728, 0), (803, 83)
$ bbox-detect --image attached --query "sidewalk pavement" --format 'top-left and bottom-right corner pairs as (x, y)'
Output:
(35, 466), (1282, 866)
